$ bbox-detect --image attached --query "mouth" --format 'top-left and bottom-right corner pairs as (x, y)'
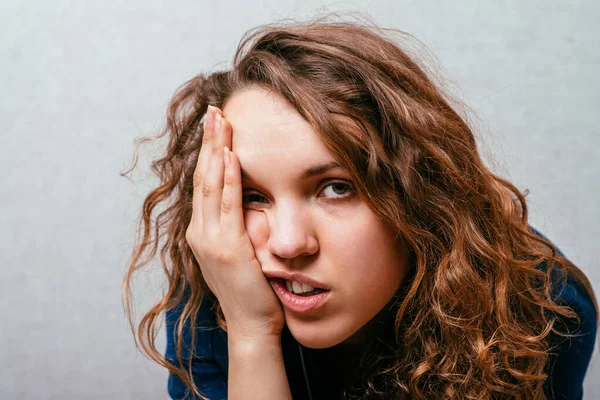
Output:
(269, 278), (331, 313)
(281, 279), (328, 297)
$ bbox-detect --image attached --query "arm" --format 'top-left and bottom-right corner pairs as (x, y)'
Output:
(184, 107), (290, 398)
(228, 334), (293, 400)
(166, 296), (293, 400)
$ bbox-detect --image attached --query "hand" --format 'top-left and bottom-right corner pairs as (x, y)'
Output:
(185, 105), (285, 341)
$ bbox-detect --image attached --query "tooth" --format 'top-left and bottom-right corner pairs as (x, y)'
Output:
(285, 280), (293, 292)
(292, 281), (303, 294)
(301, 283), (314, 293)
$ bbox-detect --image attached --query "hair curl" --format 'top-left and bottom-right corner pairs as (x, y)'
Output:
(122, 15), (598, 399)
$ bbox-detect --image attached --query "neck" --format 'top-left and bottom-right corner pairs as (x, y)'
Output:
(340, 294), (400, 351)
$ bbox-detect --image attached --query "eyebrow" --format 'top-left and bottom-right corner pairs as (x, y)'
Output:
(240, 161), (343, 182)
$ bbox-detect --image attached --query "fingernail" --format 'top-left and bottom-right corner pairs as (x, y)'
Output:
(215, 113), (222, 136)
(206, 105), (215, 127)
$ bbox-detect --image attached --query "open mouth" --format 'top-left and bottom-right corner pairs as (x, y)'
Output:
(279, 278), (328, 297)
(269, 278), (331, 313)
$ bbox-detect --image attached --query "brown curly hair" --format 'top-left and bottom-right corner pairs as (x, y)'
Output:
(122, 15), (598, 399)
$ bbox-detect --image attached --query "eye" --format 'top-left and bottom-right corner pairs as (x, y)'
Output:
(242, 192), (268, 205)
(320, 181), (354, 200)
(241, 180), (355, 207)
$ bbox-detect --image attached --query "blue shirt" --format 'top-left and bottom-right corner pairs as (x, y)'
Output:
(165, 227), (597, 399)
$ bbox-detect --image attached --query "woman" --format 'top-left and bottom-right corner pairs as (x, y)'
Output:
(123, 18), (598, 399)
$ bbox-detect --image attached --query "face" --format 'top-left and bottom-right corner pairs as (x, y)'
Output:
(222, 86), (410, 349)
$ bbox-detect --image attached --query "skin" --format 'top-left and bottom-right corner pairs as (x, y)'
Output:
(187, 86), (410, 399)
(187, 95), (293, 400)
(217, 86), (411, 349)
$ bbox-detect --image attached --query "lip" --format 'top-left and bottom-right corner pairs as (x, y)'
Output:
(269, 278), (330, 313)
(262, 270), (330, 290)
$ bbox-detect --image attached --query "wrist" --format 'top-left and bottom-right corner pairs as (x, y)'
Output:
(228, 331), (282, 354)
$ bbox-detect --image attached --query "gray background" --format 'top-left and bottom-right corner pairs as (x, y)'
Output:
(1, 0), (598, 398)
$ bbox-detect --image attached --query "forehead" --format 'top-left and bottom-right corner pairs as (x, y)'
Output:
(222, 87), (331, 163)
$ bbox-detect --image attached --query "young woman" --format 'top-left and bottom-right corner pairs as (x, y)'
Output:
(123, 18), (598, 399)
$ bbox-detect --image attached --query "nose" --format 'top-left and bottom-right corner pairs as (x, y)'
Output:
(267, 205), (319, 260)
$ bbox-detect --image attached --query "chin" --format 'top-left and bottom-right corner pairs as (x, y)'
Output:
(285, 316), (360, 349)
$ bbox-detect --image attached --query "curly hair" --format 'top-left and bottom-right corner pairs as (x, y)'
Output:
(122, 15), (598, 399)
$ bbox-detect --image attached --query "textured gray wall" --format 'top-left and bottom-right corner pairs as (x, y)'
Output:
(1, 1), (598, 398)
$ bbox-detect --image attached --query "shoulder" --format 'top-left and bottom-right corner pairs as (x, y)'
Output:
(165, 292), (225, 362)
(529, 227), (598, 399)
(165, 291), (229, 399)
(165, 291), (230, 371)
(529, 226), (597, 331)
(544, 272), (597, 399)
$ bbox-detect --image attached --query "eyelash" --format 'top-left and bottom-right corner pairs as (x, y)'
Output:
(241, 180), (355, 205)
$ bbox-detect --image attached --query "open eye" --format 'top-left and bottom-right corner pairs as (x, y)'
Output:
(241, 180), (355, 207)
(320, 181), (354, 199)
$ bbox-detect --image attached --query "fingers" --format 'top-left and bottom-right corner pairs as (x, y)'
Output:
(191, 106), (217, 228)
(202, 110), (233, 232)
(191, 104), (240, 239)
(220, 147), (245, 235)
(220, 112), (233, 162)
(199, 106), (221, 176)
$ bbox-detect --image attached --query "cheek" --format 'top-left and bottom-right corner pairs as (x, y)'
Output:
(334, 223), (406, 289)
(244, 211), (269, 249)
